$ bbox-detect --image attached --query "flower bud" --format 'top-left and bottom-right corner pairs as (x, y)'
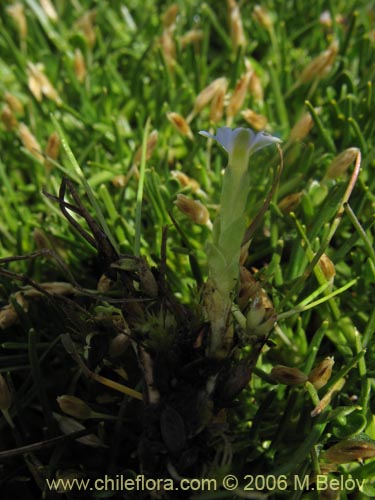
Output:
(0, 374), (12, 411)
(289, 112), (314, 142)
(57, 395), (93, 420)
(325, 437), (375, 464)
(167, 112), (193, 139)
(241, 109), (268, 130)
(18, 123), (43, 161)
(175, 194), (211, 227)
(308, 357), (334, 390)
(271, 365), (308, 385)
(325, 147), (359, 179)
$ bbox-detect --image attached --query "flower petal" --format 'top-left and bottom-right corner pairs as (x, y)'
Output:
(200, 127), (281, 158)
(249, 131), (282, 155)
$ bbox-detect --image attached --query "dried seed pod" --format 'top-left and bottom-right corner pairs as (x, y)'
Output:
(18, 123), (43, 161)
(311, 378), (345, 417)
(1, 106), (18, 131)
(190, 77), (228, 120)
(44, 131), (61, 171)
(180, 29), (203, 48)
(325, 437), (375, 464)
(133, 130), (158, 165)
(278, 192), (303, 213)
(171, 170), (201, 193)
(167, 112), (193, 139)
(253, 5), (273, 31)
(289, 111), (314, 142)
(162, 4), (178, 29)
(210, 80), (227, 123)
(75, 10), (97, 49)
(5, 92), (24, 114)
(227, 0), (246, 50)
(108, 334), (129, 358)
(271, 365), (308, 385)
(319, 254), (336, 281)
(175, 194), (211, 227)
(27, 62), (61, 103)
(299, 39), (339, 84)
(248, 71), (264, 103)
(6, 3), (27, 40)
(159, 28), (176, 69)
(241, 109), (268, 130)
(74, 49), (86, 83)
(308, 356), (334, 390)
(325, 147), (359, 179)
(57, 395), (93, 420)
(226, 71), (252, 123)
(40, 0), (58, 21)
(0, 374), (12, 411)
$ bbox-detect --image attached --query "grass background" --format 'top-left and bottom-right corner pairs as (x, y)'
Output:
(1, 0), (375, 498)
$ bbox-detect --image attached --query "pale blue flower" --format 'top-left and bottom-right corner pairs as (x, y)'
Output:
(199, 127), (281, 159)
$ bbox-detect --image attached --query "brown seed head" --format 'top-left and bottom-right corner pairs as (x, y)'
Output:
(44, 131), (61, 171)
(175, 194), (211, 226)
(325, 438), (375, 464)
(319, 254), (336, 281)
(325, 147), (359, 179)
(74, 49), (86, 83)
(253, 5), (273, 31)
(167, 112), (193, 139)
(6, 3), (27, 40)
(289, 112), (314, 142)
(162, 4), (179, 29)
(171, 170), (201, 193)
(40, 0), (58, 21)
(227, 0), (246, 50)
(0, 374), (12, 411)
(134, 130), (158, 165)
(278, 192), (303, 213)
(299, 39), (339, 84)
(180, 30), (203, 48)
(226, 71), (252, 122)
(27, 62), (61, 103)
(5, 93), (24, 114)
(18, 123), (43, 161)
(271, 365), (308, 385)
(241, 109), (268, 130)
(1, 106), (18, 131)
(75, 10), (97, 49)
(57, 395), (93, 420)
(308, 356), (334, 390)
